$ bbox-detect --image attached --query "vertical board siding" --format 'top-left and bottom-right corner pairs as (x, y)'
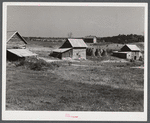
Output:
(126, 52), (132, 59)
(62, 49), (73, 58)
(72, 48), (86, 59)
(131, 51), (140, 60)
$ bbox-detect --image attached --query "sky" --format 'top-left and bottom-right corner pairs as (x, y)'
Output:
(7, 6), (144, 37)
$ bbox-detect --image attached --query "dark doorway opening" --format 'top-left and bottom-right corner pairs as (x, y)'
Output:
(134, 56), (136, 60)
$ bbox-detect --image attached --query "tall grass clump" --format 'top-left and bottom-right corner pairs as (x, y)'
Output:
(15, 57), (61, 71)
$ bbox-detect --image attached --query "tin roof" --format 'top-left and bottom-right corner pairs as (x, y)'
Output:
(124, 44), (141, 51)
(53, 48), (72, 53)
(7, 31), (27, 44)
(7, 49), (37, 57)
(113, 51), (128, 54)
(68, 39), (87, 48)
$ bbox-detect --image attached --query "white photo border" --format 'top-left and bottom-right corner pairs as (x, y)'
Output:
(2, 2), (148, 121)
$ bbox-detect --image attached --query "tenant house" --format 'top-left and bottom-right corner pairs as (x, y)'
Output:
(52, 39), (87, 59)
(113, 44), (142, 60)
(7, 31), (37, 61)
(83, 36), (97, 43)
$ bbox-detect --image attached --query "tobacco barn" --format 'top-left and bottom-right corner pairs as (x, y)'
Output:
(7, 31), (37, 61)
(52, 39), (87, 59)
(113, 44), (142, 60)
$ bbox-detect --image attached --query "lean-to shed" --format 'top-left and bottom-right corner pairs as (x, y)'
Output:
(52, 39), (87, 59)
(7, 31), (37, 61)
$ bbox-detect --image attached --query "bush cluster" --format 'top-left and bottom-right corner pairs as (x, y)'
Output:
(15, 57), (61, 71)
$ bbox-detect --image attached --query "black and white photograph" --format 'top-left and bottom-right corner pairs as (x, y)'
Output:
(2, 2), (148, 121)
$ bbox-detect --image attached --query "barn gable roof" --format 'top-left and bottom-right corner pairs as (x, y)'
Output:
(67, 39), (87, 48)
(121, 44), (141, 51)
(7, 31), (27, 44)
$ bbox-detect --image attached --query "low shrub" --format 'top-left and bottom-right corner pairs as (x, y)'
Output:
(15, 59), (26, 67)
(15, 57), (61, 71)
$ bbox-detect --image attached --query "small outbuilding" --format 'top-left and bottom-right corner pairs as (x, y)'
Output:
(83, 36), (97, 43)
(113, 44), (142, 60)
(52, 39), (87, 59)
(7, 31), (37, 61)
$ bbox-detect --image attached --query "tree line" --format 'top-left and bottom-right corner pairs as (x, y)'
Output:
(97, 34), (144, 44)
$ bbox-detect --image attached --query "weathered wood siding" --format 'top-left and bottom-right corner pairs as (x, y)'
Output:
(120, 46), (131, 51)
(60, 40), (72, 48)
(113, 51), (141, 60)
(126, 52), (131, 59)
(52, 52), (61, 59)
(113, 52), (127, 59)
(72, 48), (86, 59)
(126, 52), (140, 60)
(7, 33), (26, 49)
(62, 49), (73, 59)
(130, 51), (140, 60)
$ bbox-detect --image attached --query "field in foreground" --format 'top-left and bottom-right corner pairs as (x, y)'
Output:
(6, 59), (144, 111)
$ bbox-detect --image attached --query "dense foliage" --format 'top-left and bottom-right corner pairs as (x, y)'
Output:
(98, 34), (144, 44)
(14, 57), (61, 71)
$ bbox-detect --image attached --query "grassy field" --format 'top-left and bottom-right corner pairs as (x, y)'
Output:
(6, 40), (144, 111)
(26, 40), (64, 58)
(6, 59), (144, 111)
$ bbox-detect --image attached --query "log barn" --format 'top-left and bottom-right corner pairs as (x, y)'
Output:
(7, 31), (37, 61)
(52, 39), (87, 59)
(113, 44), (142, 60)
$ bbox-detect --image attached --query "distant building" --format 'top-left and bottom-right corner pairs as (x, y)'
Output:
(52, 39), (87, 59)
(83, 36), (97, 43)
(113, 44), (142, 60)
(7, 31), (37, 61)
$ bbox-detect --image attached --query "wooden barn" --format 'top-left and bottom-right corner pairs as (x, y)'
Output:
(113, 44), (142, 60)
(7, 31), (37, 61)
(52, 39), (87, 59)
(83, 36), (97, 43)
